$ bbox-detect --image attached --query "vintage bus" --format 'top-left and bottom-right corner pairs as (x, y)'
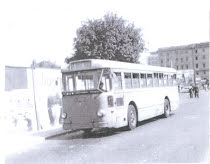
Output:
(61, 59), (179, 133)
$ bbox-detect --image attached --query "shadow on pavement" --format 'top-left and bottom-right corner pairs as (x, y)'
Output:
(48, 114), (174, 140)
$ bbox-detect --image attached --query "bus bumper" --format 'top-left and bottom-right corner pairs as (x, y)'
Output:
(63, 121), (108, 131)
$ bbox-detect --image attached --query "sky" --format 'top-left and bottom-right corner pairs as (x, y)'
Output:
(0, 0), (209, 66)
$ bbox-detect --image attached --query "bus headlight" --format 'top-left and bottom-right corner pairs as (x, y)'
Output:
(61, 112), (67, 119)
(97, 110), (106, 117)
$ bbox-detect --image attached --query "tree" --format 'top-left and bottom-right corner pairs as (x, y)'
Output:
(65, 13), (145, 63)
(31, 60), (60, 69)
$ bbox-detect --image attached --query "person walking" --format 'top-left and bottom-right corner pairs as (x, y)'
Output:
(194, 85), (199, 98)
(189, 86), (193, 98)
(204, 84), (207, 91)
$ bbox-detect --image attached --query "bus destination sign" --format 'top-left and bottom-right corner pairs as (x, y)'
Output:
(69, 61), (91, 71)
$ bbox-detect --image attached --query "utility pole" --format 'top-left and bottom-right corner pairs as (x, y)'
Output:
(191, 45), (196, 84)
(31, 60), (41, 131)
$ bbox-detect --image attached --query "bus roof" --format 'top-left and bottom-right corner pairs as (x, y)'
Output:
(61, 59), (176, 73)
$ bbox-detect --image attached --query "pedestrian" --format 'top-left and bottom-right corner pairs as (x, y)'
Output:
(204, 84), (207, 91)
(194, 85), (199, 98)
(189, 87), (193, 98)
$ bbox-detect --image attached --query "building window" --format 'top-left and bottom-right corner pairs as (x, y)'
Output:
(186, 57), (188, 61)
(196, 64), (198, 68)
(186, 65), (188, 69)
(204, 71), (206, 74)
(196, 72), (199, 75)
(195, 56), (198, 60)
(203, 49), (205, 52)
(203, 55), (205, 59)
(195, 50), (198, 53)
(203, 64), (205, 68)
(181, 65), (183, 69)
(167, 58), (169, 62)
(181, 58), (183, 62)
(161, 60), (163, 64)
(176, 58), (178, 62)
(176, 66), (178, 70)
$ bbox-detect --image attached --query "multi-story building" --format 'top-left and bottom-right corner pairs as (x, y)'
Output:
(148, 42), (209, 81)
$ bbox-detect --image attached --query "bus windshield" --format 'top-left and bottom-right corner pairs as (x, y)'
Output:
(63, 69), (111, 93)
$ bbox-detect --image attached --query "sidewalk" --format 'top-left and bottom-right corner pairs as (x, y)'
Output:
(31, 126), (72, 139)
(1, 126), (71, 157)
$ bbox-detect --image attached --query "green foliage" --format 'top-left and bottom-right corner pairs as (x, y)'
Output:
(66, 13), (145, 63)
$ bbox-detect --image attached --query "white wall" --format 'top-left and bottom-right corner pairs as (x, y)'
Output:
(33, 68), (62, 129)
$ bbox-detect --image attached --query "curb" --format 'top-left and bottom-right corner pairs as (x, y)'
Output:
(44, 130), (73, 140)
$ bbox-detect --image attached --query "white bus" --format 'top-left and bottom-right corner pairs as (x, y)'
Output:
(61, 59), (179, 132)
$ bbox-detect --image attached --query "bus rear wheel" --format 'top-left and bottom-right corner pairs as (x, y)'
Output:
(163, 99), (170, 118)
(127, 104), (137, 130)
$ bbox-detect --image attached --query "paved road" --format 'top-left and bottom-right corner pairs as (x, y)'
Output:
(5, 91), (209, 163)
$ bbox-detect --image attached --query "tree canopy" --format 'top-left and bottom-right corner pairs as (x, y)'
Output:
(65, 13), (145, 63)
(31, 60), (60, 69)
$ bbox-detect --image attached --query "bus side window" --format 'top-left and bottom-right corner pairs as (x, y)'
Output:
(159, 73), (164, 87)
(101, 73), (111, 91)
(168, 75), (173, 86)
(172, 74), (177, 86)
(66, 75), (74, 91)
(154, 73), (159, 87)
(132, 73), (140, 88)
(164, 74), (168, 86)
(140, 73), (146, 88)
(147, 73), (153, 87)
(113, 72), (122, 90)
(124, 73), (132, 89)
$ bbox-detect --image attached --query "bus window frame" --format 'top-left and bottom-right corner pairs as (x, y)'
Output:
(164, 74), (168, 86)
(99, 69), (112, 92)
(124, 72), (132, 89)
(146, 73), (153, 88)
(159, 73), (164, 87)
(153, 73), (159, 87)
(112, 71), (123, 91)
(140, 72), (147, 88)
(132, 72), (140, 88)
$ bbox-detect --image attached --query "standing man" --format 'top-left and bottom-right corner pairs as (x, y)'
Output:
(189, 86), (193, 98)
(194, 85), (199, 98)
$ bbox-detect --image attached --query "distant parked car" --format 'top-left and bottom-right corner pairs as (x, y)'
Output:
(179, 85), (191, 93)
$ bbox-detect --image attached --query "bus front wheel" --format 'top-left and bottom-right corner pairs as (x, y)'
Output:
(163, 99), (170, 118)
(127, 104), (137, 130)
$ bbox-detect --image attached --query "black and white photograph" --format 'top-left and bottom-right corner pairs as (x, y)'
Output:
(0, 0), (209, 163)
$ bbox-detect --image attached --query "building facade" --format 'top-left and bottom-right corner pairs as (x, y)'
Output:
(148, 42), (209, 81)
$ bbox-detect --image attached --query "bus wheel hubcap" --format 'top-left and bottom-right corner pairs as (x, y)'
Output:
(129, 107), (136, 127)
